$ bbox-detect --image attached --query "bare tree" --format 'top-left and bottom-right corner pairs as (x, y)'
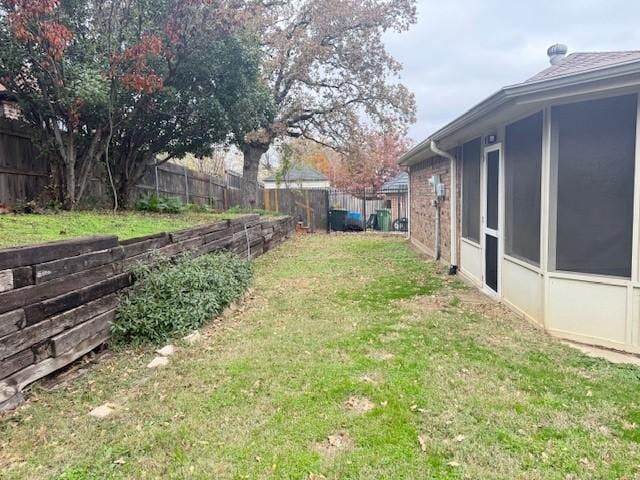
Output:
(239, 0), (417, 199)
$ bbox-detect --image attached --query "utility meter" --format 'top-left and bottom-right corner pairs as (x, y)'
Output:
(430, 174), (446, 201)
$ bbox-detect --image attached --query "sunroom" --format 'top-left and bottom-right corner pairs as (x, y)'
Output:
(400, 47), (640, 353)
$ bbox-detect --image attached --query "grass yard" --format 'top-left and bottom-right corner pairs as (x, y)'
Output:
(0, 211), (243, 248)
(2, 235), (640, 479)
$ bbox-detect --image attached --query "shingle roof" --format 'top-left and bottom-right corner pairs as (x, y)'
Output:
(380, 172), (408, 193)
(525, 51), (640, 83)
(263, 165), (329, 183)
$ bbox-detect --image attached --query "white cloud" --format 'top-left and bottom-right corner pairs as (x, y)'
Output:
(385, 0), (640, 141)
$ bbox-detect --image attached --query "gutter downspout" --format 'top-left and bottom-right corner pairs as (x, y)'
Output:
(407, 166), (411, 240)
(430, 141), (458, 275)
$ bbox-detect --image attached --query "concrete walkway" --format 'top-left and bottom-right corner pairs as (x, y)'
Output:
(561, 340), (640, 366)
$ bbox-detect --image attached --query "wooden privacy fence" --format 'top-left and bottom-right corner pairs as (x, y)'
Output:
(263, 188), (328, 232)
(0, 119), (50, 206)
(0, 117), (333, 226)
(0, 117), (266, 209)
(133, 162), (229, 208)
(85, 165), (266, 210)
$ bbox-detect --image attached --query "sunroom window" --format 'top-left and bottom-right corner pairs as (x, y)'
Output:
(505, 112), (543, 265)
(462, 138), (481, 243)
(551, 94), (637, 278)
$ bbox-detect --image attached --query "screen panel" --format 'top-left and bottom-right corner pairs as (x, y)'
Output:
(553, 94), (637, 278)
(486, 150), (499, 231)
(462, 138), (482, 243)
(485, 234), (498, 292)
(505, 112), (543, 265)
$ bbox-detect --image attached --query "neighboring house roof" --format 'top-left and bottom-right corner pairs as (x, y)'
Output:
(380, 172), (408, 193)
(399, 47), (640, 166)
(263, 165), (329, 183)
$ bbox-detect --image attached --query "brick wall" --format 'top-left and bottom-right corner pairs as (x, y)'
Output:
(409, 156), (459, 264)
(0, 215), (295, 411)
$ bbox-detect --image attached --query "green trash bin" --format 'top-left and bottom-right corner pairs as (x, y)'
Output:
(329, 208), (348, 232)
(376, 209), (391, 232)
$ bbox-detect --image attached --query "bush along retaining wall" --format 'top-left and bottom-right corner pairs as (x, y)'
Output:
(0, 214), (295, 411)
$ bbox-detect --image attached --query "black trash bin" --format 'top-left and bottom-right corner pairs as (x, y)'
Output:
(329, 208), (348, 231)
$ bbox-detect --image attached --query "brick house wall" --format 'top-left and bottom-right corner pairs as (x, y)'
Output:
(409, 154), (462, 266)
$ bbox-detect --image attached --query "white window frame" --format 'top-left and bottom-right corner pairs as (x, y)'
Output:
(481, 142), (504, 297)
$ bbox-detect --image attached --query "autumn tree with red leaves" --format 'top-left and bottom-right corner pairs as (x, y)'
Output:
(0, 0), (272, 208)
(276, 130), (410, 190)
(333, 131), (411, 190)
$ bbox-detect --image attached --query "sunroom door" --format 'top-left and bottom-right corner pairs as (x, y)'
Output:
(483, 145), (502, 294)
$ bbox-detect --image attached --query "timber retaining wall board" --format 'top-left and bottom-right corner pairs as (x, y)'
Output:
(0, 215), (295, 410)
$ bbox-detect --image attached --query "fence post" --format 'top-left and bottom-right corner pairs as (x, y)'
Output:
(154, 160), (159, 197)
(363, 188), (367, 232)
(326, 189), (330, 233)
(304, 190), (315, 232)
(208, 175), (213, 207)
(184, 166), (189, 203)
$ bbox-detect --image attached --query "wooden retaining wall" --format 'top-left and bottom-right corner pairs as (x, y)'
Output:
(0, 215), (295, 410)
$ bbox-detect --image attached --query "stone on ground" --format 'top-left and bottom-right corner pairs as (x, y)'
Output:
(156, 345), (175, 357)
(89, 403), (115, 419)
(183, 331), (202, 345)
(147, 356), (169, 369)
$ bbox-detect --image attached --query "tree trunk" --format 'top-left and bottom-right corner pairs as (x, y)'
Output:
(242, 142), (269, 207)
(63, 154), (76, 210)
(113, 151), (153, 208)
(116, 177), (131, 208)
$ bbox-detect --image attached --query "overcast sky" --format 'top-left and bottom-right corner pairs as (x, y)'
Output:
(385, 0), (640, 142)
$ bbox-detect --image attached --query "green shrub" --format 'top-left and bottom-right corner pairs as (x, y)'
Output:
(113, 252), (253, 345)
(134, 194), (186, 214)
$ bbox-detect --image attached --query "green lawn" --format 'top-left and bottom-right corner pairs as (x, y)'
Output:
(1, 235), (640, 479)
(0, 211), (242, 248)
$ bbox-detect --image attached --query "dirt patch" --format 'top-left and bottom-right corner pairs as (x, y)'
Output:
(314, 430), (354, 457)
(402, 287), (513, 320)
(369, 351), (395, 361)
(379, 332), (401, 343)
(390, 323), (411, 330)
(358, 372), (383, 384)
(399, 294), (444, 313)
(344, 396), (375, 414)
(453, 290), (511, 317)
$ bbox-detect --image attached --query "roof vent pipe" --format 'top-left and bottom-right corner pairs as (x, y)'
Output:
(547, 44), (568, 65)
